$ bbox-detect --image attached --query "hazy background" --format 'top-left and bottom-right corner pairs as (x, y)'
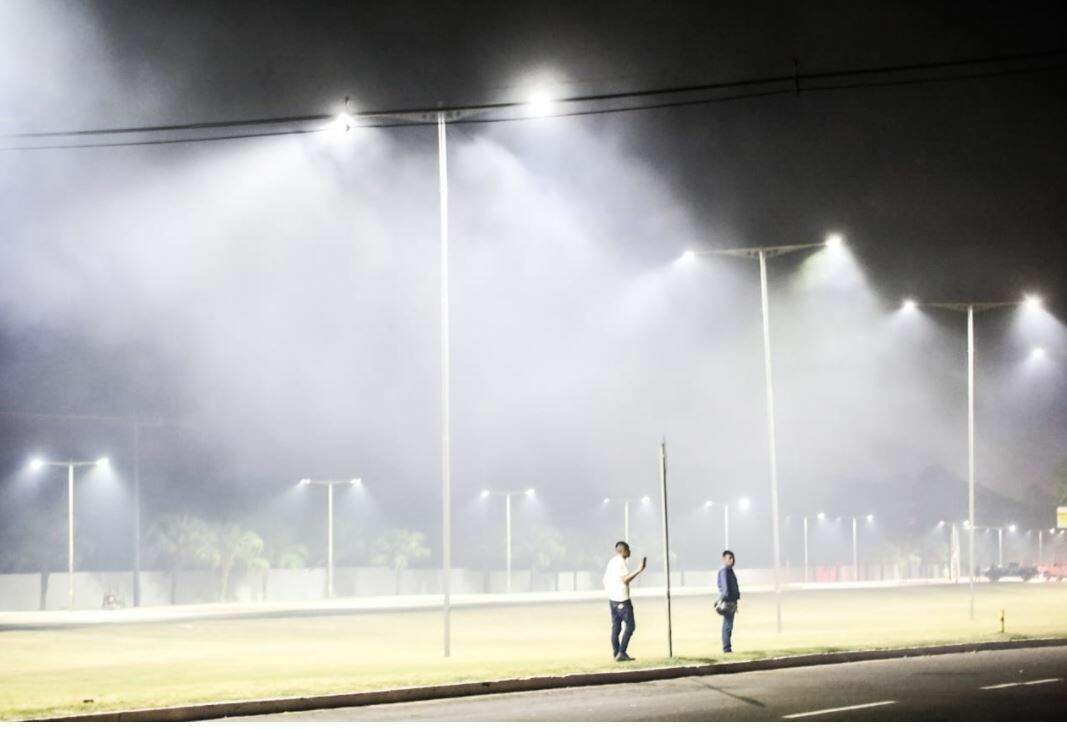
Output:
(1, 0), (1065, 576)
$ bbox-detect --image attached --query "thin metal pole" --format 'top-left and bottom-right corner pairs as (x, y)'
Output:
(133, 423), (141, 607)
(437, 111), (452, 657)
(803, 516), (810, 582)
(659, 441), (673, 658)
(1039, 530), (1044, 563)
(967, 305), (975, 619)
(724, 504), (730, 550)
(67, 463), (74, 610)
(327, 482), (335, 598)
(997, 528), (1003, 566)
(852, 516), (859, 581)
(505, 493), (512, 593)
(758, 250), (783, 632)
(624, 500), (630, 544)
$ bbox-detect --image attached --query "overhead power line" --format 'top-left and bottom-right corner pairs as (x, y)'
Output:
(2, 49), (1065, 151)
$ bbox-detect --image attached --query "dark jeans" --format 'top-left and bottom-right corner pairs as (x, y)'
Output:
(609, 599), (636, 656)
(721, 611), (735, 652)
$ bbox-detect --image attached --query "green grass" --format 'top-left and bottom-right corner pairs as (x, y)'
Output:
(3, 582), (1066, 720)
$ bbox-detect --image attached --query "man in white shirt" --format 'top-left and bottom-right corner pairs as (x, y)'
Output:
(603, 540), (646, 661)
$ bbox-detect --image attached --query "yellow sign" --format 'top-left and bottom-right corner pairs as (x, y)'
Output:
(1059, 506), (1067, 529)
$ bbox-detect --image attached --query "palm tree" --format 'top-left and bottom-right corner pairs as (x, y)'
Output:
(518, 525), (567, 591)
(146, 514), (219, 604)
(259, 535), (309, 600)
(212, 523), (268, 602)
(371, 529), (431, 594)
(0, 510), (70, 609)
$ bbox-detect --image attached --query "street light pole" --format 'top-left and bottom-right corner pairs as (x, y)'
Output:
(67, 463), (74, 609)
(687, 238), (839, 632)
(505, 492), (512, 593)
(851, 516), (858, 581)
(724, 503), (730, 549)
(437, 110), (453, 659)
(299, 478), (362, 599)
(624, 500), (631, 544)
(803, 515), (810, 582)
(906, 296), (1040, 618)
(998, 526), (1003, 566)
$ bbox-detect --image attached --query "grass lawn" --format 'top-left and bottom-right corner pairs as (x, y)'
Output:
(3, 582), (1066, 719)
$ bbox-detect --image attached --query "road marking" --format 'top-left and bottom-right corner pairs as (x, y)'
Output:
(980, 678), (1062, 690)
(782, 700), (897, 719)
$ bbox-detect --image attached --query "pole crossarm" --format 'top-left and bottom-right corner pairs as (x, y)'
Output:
(692, 242), (827, 260)
(920, 301), (1020, 312)
(299, 478), (362, 486)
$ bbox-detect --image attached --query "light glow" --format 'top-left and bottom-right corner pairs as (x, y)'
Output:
(1023, 293), (1043, 312)
(640, 495), (651, 505)
(524, 488), (535, 497)
(480, 489), (491, 499)
(738, 497), (751, 511)
(824, 234), (844, 250)
(901, 298), (918, 313)
(1008, 524), (1016, 533)
(29, 457), (44, 472)
(817, 512), (826, 520)
(525, 90), (555, 118)
(95, 457), (110, 468)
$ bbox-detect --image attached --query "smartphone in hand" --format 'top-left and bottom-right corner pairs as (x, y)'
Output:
(641, 556), (647, 570)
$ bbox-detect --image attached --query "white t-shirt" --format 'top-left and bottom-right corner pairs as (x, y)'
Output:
(603, 554), (630, 602)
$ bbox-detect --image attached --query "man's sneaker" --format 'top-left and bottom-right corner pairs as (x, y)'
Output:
(616, 653), (635, 661)
(723, 648), (733, 654)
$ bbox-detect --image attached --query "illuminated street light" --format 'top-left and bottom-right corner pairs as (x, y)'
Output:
(1030, 346), (1047, 360)
(481, 488), (536, 592)
(679, 249), (697, 265)
(905, 296), (1044, 618)
(604, 495), (651, 544)
(1008, 524), (1016, 533)
(26, 456), (110, 609)
(298, 477), (364, 598)
(685, 235), (841, 632)
(901, 298), (918, 313)
(524, 90), (555, 118)
(703, 497), (751, 551)
(817, 512), (826, 521)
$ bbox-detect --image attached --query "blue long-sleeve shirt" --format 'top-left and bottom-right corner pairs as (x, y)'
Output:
(717, 566), (740, 601)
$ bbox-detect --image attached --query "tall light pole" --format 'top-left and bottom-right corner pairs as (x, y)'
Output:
(849, 514), (874, 581)
(687, 235), (842, 632)
(28, 456), (109, 609)
(480, 488), (535, 592)
(298, 478), (363, 598)
(603, 495), (651, 544)
(903, 294), (1043, 618)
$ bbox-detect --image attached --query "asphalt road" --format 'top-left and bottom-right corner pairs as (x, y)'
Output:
(230, 646), (1067, 721)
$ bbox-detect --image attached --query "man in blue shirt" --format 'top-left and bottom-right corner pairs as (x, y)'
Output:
(716, 550), (741, 653)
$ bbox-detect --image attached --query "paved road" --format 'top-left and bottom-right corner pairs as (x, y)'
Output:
(231, 646), (1067, 721)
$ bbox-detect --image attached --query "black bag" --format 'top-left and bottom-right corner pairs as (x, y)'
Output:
(714, 599), (737, 616)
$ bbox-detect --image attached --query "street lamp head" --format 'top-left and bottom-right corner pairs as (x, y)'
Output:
(1051, 529), (1057, 535)
(1023, 293), (1043, 312)
(95, 457), (110, 468)
(524, 488), (536, 497)
(679, 249), (697, 265)
(704, 500), (714, 508)
(963, 519), (971, 529)
(1008, 524), (1016, 533)
(1030, 346), (1046, 360)
(525, 90), (555, 118)
(737, 497), (751, 511)
(298, 478), (310, 487)
(817, 512), (826, 520)
(901, 298), (918, 313)
(866, 514), (874, 523)
(350, 478), (363, 488)
(937, 520), (946, 527)
(28, 457), (44, 472)
(480, 489), (491, 499)
(824, 233), (844, 250)
(640, 495), (651, 505)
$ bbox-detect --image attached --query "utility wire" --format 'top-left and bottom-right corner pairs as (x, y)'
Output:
(3, 49), (1065, 151)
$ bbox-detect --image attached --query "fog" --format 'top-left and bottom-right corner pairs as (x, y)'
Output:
(1, 1), (1065, 591)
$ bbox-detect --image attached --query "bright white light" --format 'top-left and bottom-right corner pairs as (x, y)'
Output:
(640, 495), (651, 505)
(351, 478), (363, 488)
(901, 298), (918, 313)
(1008, 524), (1016, 533)
(29, 457), (44, 472)
(866, 514), (874, 523)
(963, 519), (971, 529)
(937, 520), (946, 527)
(704, 500), (713, 508)
(602, 497), (610, 504)
(824, 234), (844, 250)
(679, 249), (697, 265)
(480, 489), (491, 499)
(299, 478), (310, 486)
(817, 512), (826, 520)
(525, 90), (555, 118)
(331, 113), (356, 133)
(95, 457), (110, 468)
(1030, 346), (1046, 360)
(524, 488), (536, 497)
(737, 497), (751, 511)
(1023, 293), (1043, 312)
(1051, 529), (1057, 535)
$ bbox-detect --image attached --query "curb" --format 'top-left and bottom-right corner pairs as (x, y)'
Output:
(39, 636), (1067, 722)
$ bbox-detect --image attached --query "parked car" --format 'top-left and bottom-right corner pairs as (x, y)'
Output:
(1038, 563), (1067, 581)
(984, 562), (1039, 582)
